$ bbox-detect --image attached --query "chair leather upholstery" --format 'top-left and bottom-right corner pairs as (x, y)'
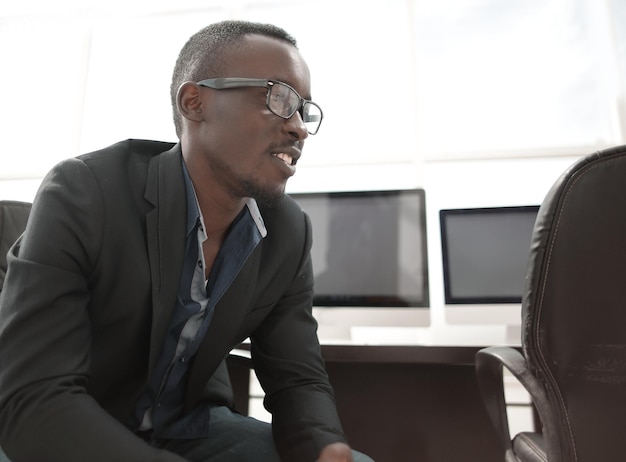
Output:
(0, 200), (31, 291)
(512, 433), (546, 462)
(0, 200), (32, 462)
(476, 145), (626, 461)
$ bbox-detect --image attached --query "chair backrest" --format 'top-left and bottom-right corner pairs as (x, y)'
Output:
(522, 145), (626, 461)
(0, 200), (31, 291)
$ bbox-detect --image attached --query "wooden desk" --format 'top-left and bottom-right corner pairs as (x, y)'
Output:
(320, 345), (502, 462)
(228, 344), (503, 462)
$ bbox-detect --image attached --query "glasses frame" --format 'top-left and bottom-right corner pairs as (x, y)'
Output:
(196, 77), (323, 135)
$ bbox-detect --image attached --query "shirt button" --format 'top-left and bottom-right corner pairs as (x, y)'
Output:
(198, 261), (203, 268)
(181, 356), (189, 363)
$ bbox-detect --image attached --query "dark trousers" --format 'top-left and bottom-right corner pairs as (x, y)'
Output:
(157, 406), (375, 461)
(0, 407), (375, 461)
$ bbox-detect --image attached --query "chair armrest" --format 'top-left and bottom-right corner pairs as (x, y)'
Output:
(475, 346), (549, 460)
(226, 348), (254, 416)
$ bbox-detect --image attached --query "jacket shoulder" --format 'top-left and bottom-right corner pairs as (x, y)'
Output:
(78, 139), (176, 163)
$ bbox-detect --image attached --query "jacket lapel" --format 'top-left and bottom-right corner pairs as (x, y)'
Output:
(144, 143), (187, 374)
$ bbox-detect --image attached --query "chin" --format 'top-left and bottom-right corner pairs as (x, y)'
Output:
(242, 181), (286, 208)
(254, 191), (286, 208)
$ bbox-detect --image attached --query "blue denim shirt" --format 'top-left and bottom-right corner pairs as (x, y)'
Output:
(131, 158), (266, 439)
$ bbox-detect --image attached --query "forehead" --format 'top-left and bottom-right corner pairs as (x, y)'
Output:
(222, 34), (311, 94)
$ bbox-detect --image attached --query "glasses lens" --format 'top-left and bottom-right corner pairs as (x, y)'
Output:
(267, 82), (323, 134)
(268, 83), (299, 118)
(302, 103), (322, 135)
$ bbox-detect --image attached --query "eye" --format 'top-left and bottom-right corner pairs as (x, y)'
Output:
(270, 86), (290, 106)
(267, 83), (303, 118)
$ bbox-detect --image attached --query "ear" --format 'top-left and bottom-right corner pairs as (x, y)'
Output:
(177, 81), (205, 124)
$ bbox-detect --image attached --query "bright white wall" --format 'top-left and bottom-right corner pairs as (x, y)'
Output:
(2, 0), (626, 335)
(0, 0), (421, 199)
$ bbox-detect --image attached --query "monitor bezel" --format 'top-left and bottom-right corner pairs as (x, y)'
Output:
(439, 205), (539, 305)
(289, 188), (430, 308)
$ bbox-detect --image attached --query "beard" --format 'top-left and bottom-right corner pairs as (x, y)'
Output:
(206, 154), (288, 208)
(239, 177), (286, 208)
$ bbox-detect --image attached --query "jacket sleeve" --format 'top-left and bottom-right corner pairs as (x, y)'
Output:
(250, 210), (348, 462)
(0, 158), (187, 462)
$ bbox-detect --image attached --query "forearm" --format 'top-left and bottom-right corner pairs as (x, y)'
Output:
(0, 384), (187, 462)
(251, 295), (348, 460)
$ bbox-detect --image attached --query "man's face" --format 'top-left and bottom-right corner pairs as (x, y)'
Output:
(194, 34), (313, 206)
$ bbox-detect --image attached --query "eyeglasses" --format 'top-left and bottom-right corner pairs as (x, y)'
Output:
(196, 77), (323, 135)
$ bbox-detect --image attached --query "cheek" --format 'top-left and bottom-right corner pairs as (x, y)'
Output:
(206, 100), (276, 160)
(214, 128), (269, 171)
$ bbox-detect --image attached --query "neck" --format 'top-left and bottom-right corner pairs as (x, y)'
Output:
(196, 188), (247, 239)
(181, 140), (248, 237)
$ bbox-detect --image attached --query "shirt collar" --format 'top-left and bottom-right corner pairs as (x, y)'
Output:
(245, 197), (267, 238)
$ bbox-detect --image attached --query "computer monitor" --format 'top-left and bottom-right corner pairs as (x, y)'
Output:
(290, 189), (431, 341)
(439, 205), (539, 342)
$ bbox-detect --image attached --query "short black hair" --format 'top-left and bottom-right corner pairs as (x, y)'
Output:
(170, 20), (298, 138)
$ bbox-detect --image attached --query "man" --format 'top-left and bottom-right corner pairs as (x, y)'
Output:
(0, 20), (373, 462)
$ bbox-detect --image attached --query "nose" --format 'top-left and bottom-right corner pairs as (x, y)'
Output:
(283, 110), (309, 141)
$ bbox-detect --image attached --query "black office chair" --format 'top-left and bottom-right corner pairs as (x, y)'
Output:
(0, 200), (31, 462)
(0, 200), (31, 291)
(475, 145), (626, 461)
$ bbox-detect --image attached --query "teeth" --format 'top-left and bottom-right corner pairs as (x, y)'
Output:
(274, 153), (293, 166)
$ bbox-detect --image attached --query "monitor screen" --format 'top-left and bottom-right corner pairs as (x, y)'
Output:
(290, 189), (429, 308)
(439, 205), (539, 304)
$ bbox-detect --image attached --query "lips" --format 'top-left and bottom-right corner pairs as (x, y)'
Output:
(271, 144), (301, 169)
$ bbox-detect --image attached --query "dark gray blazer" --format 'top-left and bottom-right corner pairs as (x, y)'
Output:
(0, 140), (345, 462)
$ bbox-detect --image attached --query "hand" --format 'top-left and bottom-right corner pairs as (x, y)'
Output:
(316, 442), (354, 462)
